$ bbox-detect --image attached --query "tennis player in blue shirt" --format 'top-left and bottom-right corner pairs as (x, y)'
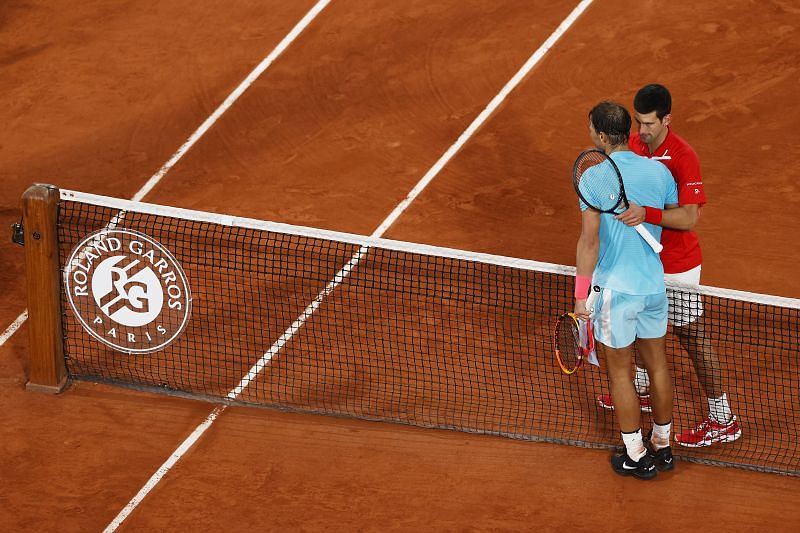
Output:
(574, 101), (678, 479)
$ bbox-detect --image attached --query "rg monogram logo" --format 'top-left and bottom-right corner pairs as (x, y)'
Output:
(65, 229), (191, 354)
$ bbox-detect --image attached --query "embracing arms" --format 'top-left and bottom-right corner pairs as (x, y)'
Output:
(616, 202), (696, 230)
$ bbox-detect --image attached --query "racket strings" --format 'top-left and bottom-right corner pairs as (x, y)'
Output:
(555, 315), (582, 372)
(574, 152), (624, 212)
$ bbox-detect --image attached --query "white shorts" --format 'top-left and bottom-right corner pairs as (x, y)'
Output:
(664, 265), (703, 327)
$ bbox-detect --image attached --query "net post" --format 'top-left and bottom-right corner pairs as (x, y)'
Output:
(22, 183), (68, 394)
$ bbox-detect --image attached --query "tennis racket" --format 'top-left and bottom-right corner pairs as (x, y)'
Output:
(572, 149), (663, 253)
(553, 313), (590, 374)
(553, 285), (599, 374)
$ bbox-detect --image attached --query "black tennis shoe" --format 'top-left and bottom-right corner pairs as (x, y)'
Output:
(651, 445), (674, 472)
(643, 430), (675, 472)
(611, 451), (657, 480)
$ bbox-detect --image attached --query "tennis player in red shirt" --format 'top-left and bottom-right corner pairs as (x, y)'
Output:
(597, 84), (742, 448)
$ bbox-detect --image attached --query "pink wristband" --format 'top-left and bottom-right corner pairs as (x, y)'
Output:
(644, 206), (663, 225)
(574, 275), (591, 299)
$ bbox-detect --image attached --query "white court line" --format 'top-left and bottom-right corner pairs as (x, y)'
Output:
(372, 0), (595, 237)
(101, 1), (333, 531)
(131, 0), (332, 202)
(227, 0), (598, 395)
(227, 246), (369, 398)
(105, 1), (593, 529)
(102, 407), (225, 533)
(0, 310), (28, 348)
(5, 0), (335, 349)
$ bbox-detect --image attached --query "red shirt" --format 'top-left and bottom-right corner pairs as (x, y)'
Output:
(629, 129), (706, 273)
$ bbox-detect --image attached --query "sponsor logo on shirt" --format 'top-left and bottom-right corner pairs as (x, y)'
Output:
(684, 181), (702, 195)
(651, 149), (671, 161)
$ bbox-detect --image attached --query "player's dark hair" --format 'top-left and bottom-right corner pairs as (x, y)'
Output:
(633, 84), (672, 120)
(588, 101), (631, 146)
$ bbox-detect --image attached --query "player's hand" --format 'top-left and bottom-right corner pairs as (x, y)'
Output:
(615, 203), (646, 226)
(574, 298), (590, 320)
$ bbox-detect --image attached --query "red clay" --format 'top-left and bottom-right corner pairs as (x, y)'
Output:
(1, 0), (799, 531)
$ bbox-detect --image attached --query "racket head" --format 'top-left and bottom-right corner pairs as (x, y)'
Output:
(572, 149), (628, 213)
(553, 312), (583, 375)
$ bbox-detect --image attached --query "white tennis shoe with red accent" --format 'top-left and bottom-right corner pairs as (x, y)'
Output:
(596, 393), (652, 413)
(675, 416), (742, 448)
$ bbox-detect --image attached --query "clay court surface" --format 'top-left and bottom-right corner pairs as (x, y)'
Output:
(2, 0), (799, 530)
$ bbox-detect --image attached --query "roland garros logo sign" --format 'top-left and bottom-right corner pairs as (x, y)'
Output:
(65, 229), (191, 353)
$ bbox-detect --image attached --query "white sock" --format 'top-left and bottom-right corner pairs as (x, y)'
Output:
(621, 429), (646, 461)
(634, 366), (650, 395)
(708, 394), (732, 424)
(651, 421), (672, 451)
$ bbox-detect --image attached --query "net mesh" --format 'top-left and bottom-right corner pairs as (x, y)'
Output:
(56, 192), (800, 475)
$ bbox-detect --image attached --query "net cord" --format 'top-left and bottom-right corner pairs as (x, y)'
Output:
(60, 189), (800, 311)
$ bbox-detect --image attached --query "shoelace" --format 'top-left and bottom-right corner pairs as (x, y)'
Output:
(692, 419), (712, 434)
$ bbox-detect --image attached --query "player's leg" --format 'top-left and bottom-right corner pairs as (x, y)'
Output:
(632, 348), (651, 396)
(667, 266), (741, 447)
(601, 340), (656, 479)
(675, 319), (724, 398)
(634, 291), (674, 471)
(674, 317), (741, 446)
(637, 336), (675, 471)
(596, 301), (651, 413)
(593, 289), (657, 479)
(599, 341), (640, 432)
(669, 267), (724, 400)
(596, 346), (652, 413)
(636, 336), (671, 424)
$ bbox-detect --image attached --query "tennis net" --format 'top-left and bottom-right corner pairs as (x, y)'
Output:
(42, 188), (800, 475)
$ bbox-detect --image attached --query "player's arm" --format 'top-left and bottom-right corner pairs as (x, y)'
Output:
(574, 208), (600, 320)
(616, 202), (698, 230)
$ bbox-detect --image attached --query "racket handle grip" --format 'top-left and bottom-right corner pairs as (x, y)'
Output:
(633, 224), (664, 253)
